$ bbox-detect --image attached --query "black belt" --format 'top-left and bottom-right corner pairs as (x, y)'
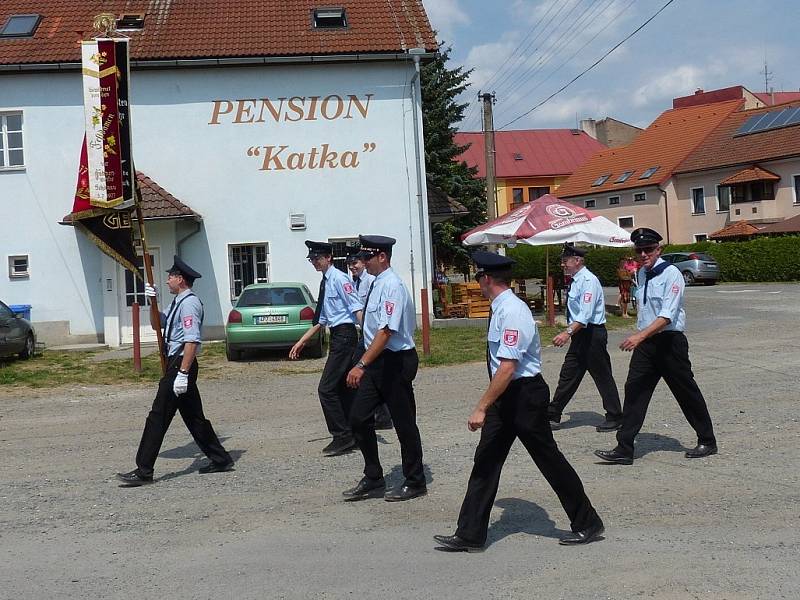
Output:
(330, 323), (357, 332)
(585, 323), (606, 329)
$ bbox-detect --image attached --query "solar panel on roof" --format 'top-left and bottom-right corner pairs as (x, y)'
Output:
(767, 108), (794, 129)
(754, 110), (784, 131)
(785, 107), (800, 127)
(747, 111), (777, 134)
(735, 114), (763, 136)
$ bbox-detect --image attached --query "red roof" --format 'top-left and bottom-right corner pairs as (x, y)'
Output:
(708, 221), (764, 239)
(753, 92), (800, 106)
(0, 1), (436, 66)
(755, 214), (800, 235)
(676, 99), (800, 174)
(718, 165), (780, 185)
(555, 100), (742, 199)
(454, 130), (606, 179)
(673, 86), (749, 109)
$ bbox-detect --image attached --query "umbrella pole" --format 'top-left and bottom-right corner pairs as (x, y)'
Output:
(546, 246), (555, 327)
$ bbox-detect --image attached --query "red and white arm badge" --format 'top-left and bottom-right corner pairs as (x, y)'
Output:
(182, 315), (193, 329)
(503, 329), (519, 346)
(384, 301), (395, 315)
(583, 292), (593, 303)
(343, 282), (354, 294)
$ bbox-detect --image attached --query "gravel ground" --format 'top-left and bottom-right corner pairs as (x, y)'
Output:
(1, 283), (798, 599)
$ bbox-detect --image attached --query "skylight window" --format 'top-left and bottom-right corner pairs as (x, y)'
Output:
(0, 14), (42, 38)
(513, 153), (523, 161)
(615, 171), (633, 183)
(116, 14), (145, 30)
(639, 166), (659, 180)
(313, 8), (347, 28)
(591, 174), (611, 187)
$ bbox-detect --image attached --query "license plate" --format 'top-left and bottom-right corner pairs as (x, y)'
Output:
(254, 314), (287, 325)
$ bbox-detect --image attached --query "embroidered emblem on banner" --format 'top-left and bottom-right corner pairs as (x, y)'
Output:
(503, 329), (519, 346)
(343, 282), (354, 294)
(183, 315), (193, 329)
(671, 284), (680, 295)
(583, 292), (593, 303)
(385, 301), (395, 315)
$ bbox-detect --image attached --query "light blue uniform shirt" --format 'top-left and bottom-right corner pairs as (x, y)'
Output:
(566, 266), (606, 326)
(363, 267), (416, 352)
(319, 266), (362, 327)
(488, 289), (541, 379)
(635, 258), (686, 332)
(352, 269), (375, 309)
(161, 288), (203, 357)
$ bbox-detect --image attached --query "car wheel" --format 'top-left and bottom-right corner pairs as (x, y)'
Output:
(306, 334), (325, 359)
(19, 334), (34, 360)
(682, 271), (695, 285)
(225, 343), (241, 361)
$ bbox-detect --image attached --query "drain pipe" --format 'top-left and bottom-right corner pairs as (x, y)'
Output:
(409, 48), (431, 356)
(176, 218), (202, 256)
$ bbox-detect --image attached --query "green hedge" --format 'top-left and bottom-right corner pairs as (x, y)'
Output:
(508, 235), (800, 285)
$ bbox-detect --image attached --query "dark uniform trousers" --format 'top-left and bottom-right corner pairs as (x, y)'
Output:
(616, 331), (716, 457)
(456, 375), (600, 545)
(349, 348), (425, 487)
(549, 325), (622, 420)
(318, 323), (359, 439)
(135, 356), (232, 477)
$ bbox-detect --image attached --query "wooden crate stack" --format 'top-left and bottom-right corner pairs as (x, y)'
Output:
(451, 282), (490, 318)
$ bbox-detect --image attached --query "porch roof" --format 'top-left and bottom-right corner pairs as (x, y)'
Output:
(719, 165), (781, 186)
(708, 220), (764, 240)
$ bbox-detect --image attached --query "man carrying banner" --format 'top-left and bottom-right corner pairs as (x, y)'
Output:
(116, 256), (233, 486)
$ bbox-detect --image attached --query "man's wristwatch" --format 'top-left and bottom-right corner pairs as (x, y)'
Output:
(356, 360), (366, 369)
(565, 327), (574, 337)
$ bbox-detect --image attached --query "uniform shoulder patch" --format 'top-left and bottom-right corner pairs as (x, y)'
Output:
(343, 282), (354, 294)
(671, 283), (680, 295)
(583, 292), (593, 303)
(182, 315), (193, 329)
(503, 329), (518, 346)
(384, 300), (395, 315)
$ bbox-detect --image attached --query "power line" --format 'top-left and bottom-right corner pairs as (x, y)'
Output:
(498, 0), (633, 119)
(498, 0), (679, 130)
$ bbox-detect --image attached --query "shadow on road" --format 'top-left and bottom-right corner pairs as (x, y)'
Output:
(485, 498), (569, 548)
(557, 410), (605, 430)
(633, 432), (688, 458)
(155, 437), (245, 481)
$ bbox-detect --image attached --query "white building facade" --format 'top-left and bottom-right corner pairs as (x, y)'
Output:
(1, 48), (435, 346)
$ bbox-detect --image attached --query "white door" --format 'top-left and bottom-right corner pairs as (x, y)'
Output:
(119, 249), (161, 345)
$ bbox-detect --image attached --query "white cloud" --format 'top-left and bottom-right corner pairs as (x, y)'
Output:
(631, 65), (708, 108)
(497, 92), (615, 129)
(424, 0), (470, 41)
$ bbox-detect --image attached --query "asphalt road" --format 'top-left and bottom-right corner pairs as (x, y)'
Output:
(1, 283), (798, 599)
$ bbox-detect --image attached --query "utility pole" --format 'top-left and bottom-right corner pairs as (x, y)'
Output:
(762, 58), (773, 95)
(480, 92), (498, 221)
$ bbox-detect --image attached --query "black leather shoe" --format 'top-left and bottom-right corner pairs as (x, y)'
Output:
(596, 419), (622, 432)
(594, 448), (633, 465)
(559, 520), (605, 545)
(374, 419), (394, 430)
(116, 470), (153, 486)
(384, 484), (427, 502)
(342, 477), (386, 501)
(198, 460), (234, 474)
(323, 436), (356, 457)
(433, 534), (484, 553)
(685, 443), (717, 458)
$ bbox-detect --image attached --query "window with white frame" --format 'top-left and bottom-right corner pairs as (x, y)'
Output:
(229, 243), (270, 299)
(691, 187), (705, 214)
(634, 192), (646, 202)
(716, 185), (731, 212)
(793, 175), (800, 204)
(608, 196), (620, 206)
(618, 216), (634, 228)
(8, 254), (29, 279)
(584, 198), (596, 208)
(0, 111), (24, 169)
(694, 234), (708, 242)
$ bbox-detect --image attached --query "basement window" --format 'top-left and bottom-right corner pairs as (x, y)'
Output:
(313, 8), (347, 28)
(116, 14), (145, 30)
(0, 14), (42, 38)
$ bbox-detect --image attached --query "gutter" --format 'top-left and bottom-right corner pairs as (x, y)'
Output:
(0, 51), (437, 73)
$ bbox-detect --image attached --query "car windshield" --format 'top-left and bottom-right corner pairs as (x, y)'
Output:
(237, 287), (306, 307)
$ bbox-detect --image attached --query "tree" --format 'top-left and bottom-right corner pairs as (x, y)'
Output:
(421, 43), (486, 275)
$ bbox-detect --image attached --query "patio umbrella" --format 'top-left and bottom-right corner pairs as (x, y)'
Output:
(462, 194), (632, 247)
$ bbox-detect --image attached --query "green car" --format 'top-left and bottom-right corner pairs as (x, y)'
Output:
(225, 282), (325, 361)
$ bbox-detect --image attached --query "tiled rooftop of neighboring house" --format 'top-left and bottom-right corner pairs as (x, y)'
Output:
(555, 100), (742, 199)
(454, 129), (606, 179)
(718, 165), (780, 185)
(755, 213), (800, 235)
(676, 99), (800, 174)
(709, 220), (765, 239)
(0, 1), (436, 66)
(136, 172), (200, 220)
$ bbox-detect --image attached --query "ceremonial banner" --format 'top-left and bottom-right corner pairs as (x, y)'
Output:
(67, 137), (140, 274)
(80, 38), (134, 208)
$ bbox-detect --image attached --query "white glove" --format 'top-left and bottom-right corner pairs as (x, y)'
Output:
(173, 371), (189, 396)
(144, 284), (158, 298)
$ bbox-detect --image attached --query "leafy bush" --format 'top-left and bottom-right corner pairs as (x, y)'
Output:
(508, 236), (800, 285)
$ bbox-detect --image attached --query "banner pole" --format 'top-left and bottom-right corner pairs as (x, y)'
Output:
(134, 184), (167, 376)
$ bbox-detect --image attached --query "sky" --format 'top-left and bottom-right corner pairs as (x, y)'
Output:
(423, 0), (800, 132)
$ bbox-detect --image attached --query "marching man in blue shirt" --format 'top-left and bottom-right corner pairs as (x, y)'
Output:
(434, 251), (603, 551)
(548, 243), (623, 432)
(595, 228), (717, 465)
(343, 235), (426, 502)
(291, 241), (364, 457)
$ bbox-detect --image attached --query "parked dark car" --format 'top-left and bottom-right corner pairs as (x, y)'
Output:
(0, 300), (36, 359)
(661, 252), (720, 285)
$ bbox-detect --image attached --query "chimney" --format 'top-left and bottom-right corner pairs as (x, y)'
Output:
(694, 88), (704, 95)
(579, 118), (597, 140)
